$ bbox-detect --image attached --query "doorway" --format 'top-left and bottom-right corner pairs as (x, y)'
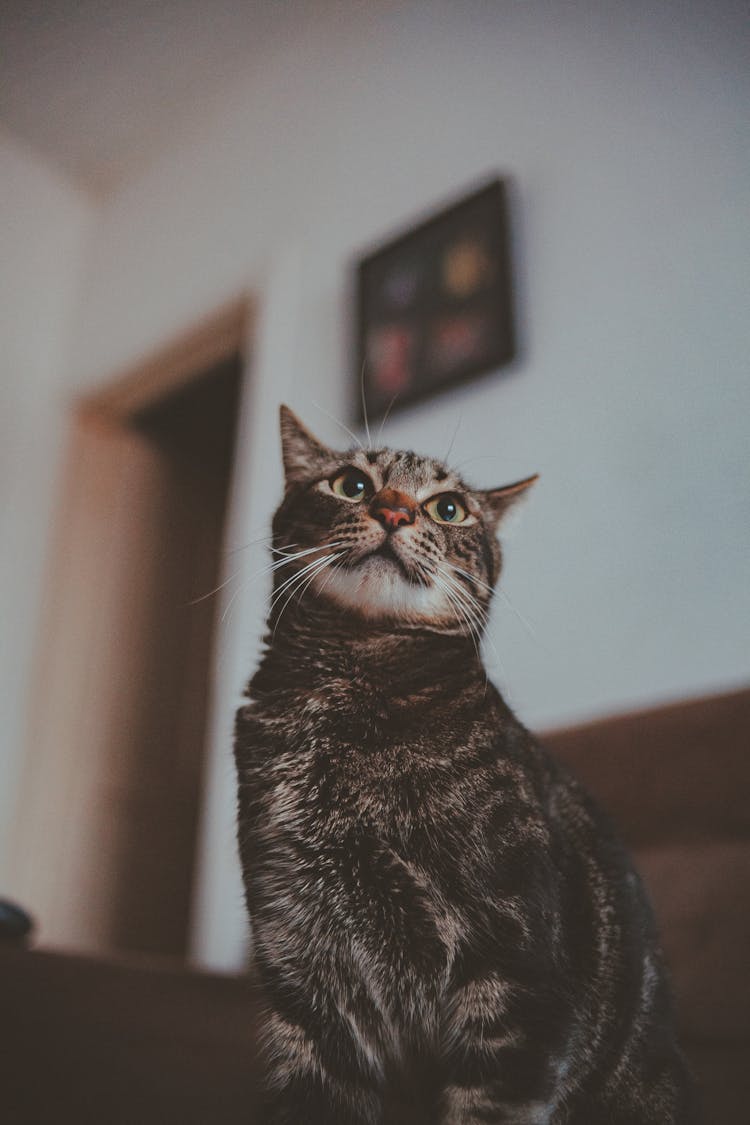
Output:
(13, 300), (251, 960)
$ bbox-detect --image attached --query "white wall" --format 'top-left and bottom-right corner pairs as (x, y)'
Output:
(0, 131), (93, 887)
(57, 0), (750, 967)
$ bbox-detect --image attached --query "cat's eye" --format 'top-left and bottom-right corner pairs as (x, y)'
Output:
(330, 468), (372, 502)
(424, 493), (469, 525)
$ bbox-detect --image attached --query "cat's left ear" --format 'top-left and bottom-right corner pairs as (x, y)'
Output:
(279, 405), (334, 483)
(482, 474), (539, 524)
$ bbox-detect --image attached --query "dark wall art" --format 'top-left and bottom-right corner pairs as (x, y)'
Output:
(355, 178), (515, 423)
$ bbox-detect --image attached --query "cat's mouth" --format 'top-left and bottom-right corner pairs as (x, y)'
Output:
(358, 541), (425, 585)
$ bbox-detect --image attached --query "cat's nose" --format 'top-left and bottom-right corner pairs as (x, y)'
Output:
(370, 489), (417, 531)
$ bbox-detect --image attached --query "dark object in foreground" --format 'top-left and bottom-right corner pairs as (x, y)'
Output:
(0, 898), (34, 946)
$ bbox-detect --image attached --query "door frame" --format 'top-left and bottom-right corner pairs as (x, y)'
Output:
(10, 297), (254, 955)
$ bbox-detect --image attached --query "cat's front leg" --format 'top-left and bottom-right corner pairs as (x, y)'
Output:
(438, 1051), (560, 1125)
(438, 972), (565, 1125)
(257, 1001), (383, 1125)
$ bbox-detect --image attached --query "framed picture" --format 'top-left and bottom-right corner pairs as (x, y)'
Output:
(355, 178), (515, 423)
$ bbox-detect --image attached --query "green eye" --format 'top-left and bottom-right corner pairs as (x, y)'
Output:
(330, 468), (371, 502)
(425, 493), (468, 525)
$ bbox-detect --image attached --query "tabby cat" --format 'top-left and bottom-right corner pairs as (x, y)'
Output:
(234, 406), (695, 1124)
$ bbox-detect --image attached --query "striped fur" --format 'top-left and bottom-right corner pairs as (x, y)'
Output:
(234, 409), (695, 1123)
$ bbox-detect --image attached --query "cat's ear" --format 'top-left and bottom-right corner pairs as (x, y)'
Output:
(482, 474), (539, 524)
(279, 405), (333, 483)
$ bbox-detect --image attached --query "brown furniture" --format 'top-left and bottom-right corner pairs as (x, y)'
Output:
(2, 686), (747, 1122)
(1, 948), (258, 1125)
(544, 685), (750, 1124)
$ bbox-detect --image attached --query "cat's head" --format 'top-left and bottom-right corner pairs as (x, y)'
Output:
(271, 406), (536, 635)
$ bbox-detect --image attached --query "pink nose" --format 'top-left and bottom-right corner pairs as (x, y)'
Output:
(370, 489), (416, 532)
(374, 506), (412, 530)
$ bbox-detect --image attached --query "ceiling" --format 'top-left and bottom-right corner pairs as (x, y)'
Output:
(1, 0), (311, 196)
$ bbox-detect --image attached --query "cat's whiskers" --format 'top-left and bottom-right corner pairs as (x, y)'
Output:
(227, 543), (343, 603)
(187, 566), (244, 607)
(437, 581), (485, 683)
(224, 531), (276, 556)
(191, 546), (291, 620)
(436, 566), (487, 634)
(272, 563), (323, 633)
(451, 454), (503, 474)
(495, 585), (538, 642)
(410, 557), (478, 643)
(217, 543), (343, 627)
(315, 553), (348, 603)
(266, 542), (343, 571)
(268, 542), (303, 557)
(272, 552), (343, 638)
(197, 539), (311, 620)
(435, 565), (502, 685)
(359, 358), (372, 449)
(223, 544), (340, 610)
(290, 553), (343, 614)
(450, 554), (536, 641)
(375, 392), (400, 447)
(431, 572), (474, 639)
(269, 546), (345, 613)
(190, 532), (284, 605)
(311, 400), (365, 453)
(444, 562), (495, 597)
(220, 575), (252, 625)
(428, 567), (483, 664)
(442, 414), (463, 463)
(439, 566), (506, 677)
(444, 561), (536, 645)
(439, 564), (494, 637)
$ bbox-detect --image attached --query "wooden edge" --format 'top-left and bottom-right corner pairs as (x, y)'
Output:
(539, 685), (750, 748)
(78, 295), (254, 423)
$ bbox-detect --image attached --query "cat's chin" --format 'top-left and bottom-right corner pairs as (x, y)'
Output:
(310, 555), (448, 623)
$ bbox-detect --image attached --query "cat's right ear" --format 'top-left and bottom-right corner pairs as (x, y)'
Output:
(279, 405), (333, 484)
(482, 474), (539, 525)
